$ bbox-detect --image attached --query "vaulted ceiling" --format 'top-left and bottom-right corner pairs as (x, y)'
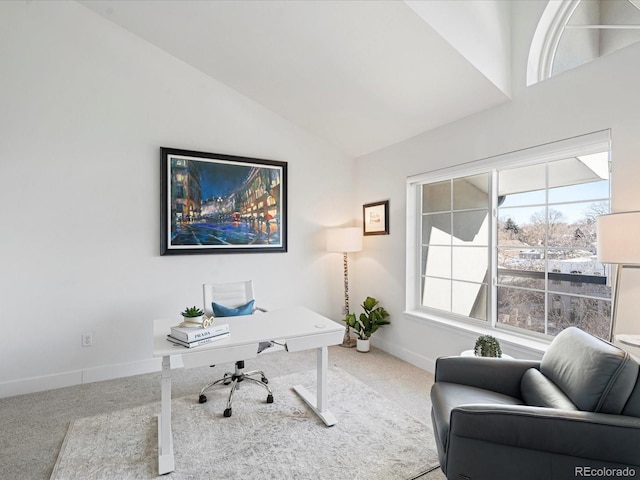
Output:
(79, 0), (512, 157)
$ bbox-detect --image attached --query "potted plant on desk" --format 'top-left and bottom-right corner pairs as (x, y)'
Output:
(344, 296), (390, 352)
(180, 306), (205, 326)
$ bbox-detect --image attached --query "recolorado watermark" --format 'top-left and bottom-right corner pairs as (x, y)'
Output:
(575, 466), (636, 478)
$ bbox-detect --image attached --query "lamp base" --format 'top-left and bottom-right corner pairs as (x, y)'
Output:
(340, 338), (357, 348)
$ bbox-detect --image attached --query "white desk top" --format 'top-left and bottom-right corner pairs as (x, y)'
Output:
(153, 306), (344, 358)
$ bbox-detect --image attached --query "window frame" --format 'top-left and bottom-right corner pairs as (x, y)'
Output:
(406, 130), (612, 339)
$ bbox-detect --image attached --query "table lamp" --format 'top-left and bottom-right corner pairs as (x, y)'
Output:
(326, 227), (363, 347)
(597, 211), (640, 341)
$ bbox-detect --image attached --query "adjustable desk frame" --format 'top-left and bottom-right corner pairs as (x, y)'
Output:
(152, 307), (344, 475)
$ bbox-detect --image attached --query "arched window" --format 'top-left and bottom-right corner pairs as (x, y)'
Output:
(528, 0), (640, 86)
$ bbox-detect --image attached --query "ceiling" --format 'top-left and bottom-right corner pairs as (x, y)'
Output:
(79, 0), (511, 158)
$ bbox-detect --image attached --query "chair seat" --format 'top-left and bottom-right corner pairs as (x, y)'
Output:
(431, 382), (524, 453)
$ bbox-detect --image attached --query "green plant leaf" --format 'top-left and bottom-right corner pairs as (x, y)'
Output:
(181, 306), (204, 317)
(362, 296), (378, 312)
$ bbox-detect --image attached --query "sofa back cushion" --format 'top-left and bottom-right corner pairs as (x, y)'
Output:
(521, 368), (578, 410)
(541, 327), (639, 414)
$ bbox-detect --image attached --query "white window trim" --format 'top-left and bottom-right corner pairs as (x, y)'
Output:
(527, 0), (580, 86)
(405, 129), (611, 344)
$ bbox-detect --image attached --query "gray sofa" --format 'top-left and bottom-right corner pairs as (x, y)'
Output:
(430, 327), (640, 480)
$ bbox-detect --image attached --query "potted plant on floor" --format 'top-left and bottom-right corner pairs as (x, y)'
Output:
(474, 335), (502, 357)
(344, 296), (390, 352)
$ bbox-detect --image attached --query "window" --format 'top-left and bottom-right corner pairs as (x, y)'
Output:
(407, 131), (612, 339)
(528, 0), (640, 86)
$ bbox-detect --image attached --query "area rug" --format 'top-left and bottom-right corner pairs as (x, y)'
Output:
(50, 367), (439, 479)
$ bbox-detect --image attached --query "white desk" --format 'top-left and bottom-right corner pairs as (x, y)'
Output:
(152, 306), (344, 475)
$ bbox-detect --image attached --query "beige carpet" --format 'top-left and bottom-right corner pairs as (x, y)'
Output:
(50, 367), (439, 479)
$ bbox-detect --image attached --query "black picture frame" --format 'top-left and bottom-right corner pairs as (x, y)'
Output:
(160, 147), (287, 255)
(363, 200), (389, 236)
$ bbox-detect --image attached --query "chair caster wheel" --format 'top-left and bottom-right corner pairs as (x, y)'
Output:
(267, 394), (274, 404)
(199, 394), (207, 404)
(224, 408), (232, 417)
(262, 377), (268, 384)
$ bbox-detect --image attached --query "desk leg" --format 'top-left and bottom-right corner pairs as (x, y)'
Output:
(292, 346), (337, 427)
(157, 355), (175, 474)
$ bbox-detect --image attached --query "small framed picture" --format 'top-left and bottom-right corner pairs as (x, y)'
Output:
(363, 200), (389, 236)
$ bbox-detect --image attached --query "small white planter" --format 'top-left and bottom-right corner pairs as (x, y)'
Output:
(182, 315), (203, 325)
(356, 338), (370, 353)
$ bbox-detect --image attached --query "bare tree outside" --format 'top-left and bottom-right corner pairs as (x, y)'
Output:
(497, 201), (611, 339)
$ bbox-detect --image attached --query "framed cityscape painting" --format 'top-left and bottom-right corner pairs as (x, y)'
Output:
(160, 147), (287, 255)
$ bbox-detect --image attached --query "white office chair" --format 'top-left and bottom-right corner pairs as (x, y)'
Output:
(199, 281), (274, 417)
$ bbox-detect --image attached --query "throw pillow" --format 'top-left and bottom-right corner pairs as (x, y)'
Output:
(212, 299), (255, 317)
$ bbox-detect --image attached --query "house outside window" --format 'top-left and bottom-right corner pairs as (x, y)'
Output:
(407, 130), (612, 340)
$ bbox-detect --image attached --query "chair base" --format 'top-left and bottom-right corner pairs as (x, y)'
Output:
(199, 360), (273, 417)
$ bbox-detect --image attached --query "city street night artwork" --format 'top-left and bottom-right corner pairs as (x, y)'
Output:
(161, 147), (287, 255)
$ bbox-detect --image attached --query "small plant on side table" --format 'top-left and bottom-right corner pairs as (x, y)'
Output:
(344, 296), (390, 352)
(474, 335), (502, 358)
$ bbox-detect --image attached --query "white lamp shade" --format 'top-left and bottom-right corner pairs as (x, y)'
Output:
(597, 212), (640, 264)
(326, 227), (363, 253)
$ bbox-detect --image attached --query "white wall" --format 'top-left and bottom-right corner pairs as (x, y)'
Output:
(405, 0), (512, 96)
(353, 0), (640, 370)
(5, 0), (639, 397)
(0, 1), (355, 397)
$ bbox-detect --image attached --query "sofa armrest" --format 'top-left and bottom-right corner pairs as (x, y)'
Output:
(434, 356), (540, 398)
(450, 404), (640, 467)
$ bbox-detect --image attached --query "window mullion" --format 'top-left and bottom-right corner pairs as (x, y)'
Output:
(490, 169), (498, 329)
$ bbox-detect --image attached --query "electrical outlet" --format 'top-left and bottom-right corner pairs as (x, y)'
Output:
(82, 333), (93, 347)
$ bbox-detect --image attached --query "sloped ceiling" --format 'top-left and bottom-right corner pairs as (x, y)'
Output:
(79, 0), (512, 158)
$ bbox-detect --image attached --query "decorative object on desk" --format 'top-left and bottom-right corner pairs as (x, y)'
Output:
(167, 331), (230, 348)
(597, 211), (640, 341)
(180, 306), (205, 326)
(363, 200), (389, 236)
(160, 147), (287, 255)
(344, 296), (390, 353)
(326, 227), (363, 348)
(170, 323), (229, 343)
(474, 335), (502, 357)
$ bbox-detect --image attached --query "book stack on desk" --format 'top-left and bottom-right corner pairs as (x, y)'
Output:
(167, 323), (230, 348)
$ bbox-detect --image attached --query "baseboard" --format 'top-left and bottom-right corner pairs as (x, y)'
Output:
(0, 357), (164, 399)
(0, 342), (431, 399)
(81, 358), (162, 384)
(371, 337), (437, 373)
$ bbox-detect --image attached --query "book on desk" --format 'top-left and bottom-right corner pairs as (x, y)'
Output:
(167, 323), (230, 348)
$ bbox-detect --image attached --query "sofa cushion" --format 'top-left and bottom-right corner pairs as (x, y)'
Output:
(622, 364), (640, 418)
(431, 382), (524, 453)
(520, 368), (577, 410)
(541, 327), (639, 414)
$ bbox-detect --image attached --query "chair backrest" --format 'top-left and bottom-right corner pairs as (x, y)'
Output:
(202, 281), (255, 317)
(540, 327), (639, 414)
